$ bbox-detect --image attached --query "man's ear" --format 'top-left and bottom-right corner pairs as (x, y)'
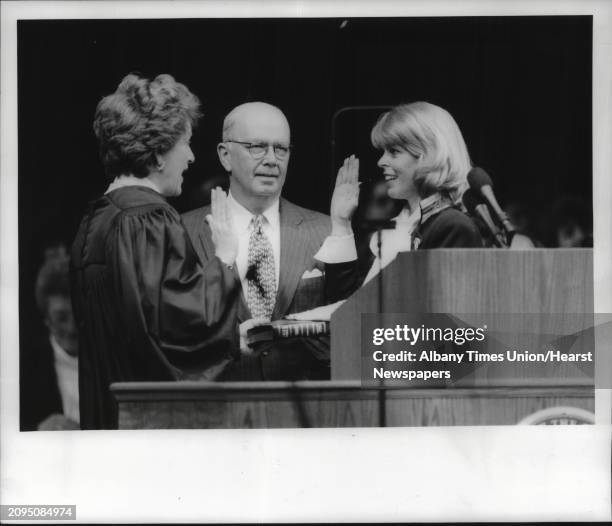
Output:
(217, 142), (232, 173)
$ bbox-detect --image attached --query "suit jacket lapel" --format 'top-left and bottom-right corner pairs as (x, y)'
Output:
(196, 206), (216, 261)
(200, 199), (309, 321)
(273, 199), (308, 319)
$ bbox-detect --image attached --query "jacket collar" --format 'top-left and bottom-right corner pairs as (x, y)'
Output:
(419, 193), (453, 225)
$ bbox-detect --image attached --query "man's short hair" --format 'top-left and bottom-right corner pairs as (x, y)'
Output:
(221, 101), (286, 141)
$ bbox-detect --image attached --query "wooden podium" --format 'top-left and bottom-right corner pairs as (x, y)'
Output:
(111, 379), (593, 429)
(111, 249), (595, 429)
(331, 249), (594, 381)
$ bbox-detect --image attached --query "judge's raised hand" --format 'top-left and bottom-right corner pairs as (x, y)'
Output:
(330, 155), (360, 236)
(206, 187), (238, 266)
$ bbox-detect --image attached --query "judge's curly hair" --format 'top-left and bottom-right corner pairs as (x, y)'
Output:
(93, 73), (202, 179)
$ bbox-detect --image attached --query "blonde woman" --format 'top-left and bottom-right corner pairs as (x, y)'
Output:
(318, 102), (482, 299)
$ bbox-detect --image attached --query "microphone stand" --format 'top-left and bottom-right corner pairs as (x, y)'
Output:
(361, 218), (396, 317)
(363, 218), (396, 428)
(376, 227), (386, 428)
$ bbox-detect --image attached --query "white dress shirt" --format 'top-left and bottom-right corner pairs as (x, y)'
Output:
(104, 174), (163, 195)
(228, 192), (281, 295)
(315, 206), (420, 285)
(50, 335), (80, 424)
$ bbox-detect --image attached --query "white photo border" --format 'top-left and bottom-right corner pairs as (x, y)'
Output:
(1, 1), (611, 522)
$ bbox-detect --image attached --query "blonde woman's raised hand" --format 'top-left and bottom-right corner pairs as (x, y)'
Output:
(330, 154), (360, 235)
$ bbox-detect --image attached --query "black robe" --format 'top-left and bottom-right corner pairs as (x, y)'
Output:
(70, 186), (240, 429)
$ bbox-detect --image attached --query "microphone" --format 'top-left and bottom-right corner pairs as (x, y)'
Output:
(467, 167), (516, 243)
(462, 189), (508, 248)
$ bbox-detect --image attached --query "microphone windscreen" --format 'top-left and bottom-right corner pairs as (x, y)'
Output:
(461, 188), (481, 215)
(467, 166), (493, 191)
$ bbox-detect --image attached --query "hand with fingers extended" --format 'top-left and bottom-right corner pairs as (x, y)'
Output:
(330, 154), (360, 236)
(206, 187), (238, 266)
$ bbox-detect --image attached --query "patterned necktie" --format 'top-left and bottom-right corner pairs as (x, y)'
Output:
(246, 215), (276, 320)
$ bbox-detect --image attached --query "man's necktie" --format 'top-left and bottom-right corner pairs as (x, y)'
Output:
(246, 215), (276, 320)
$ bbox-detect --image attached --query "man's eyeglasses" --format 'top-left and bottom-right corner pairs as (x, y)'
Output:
(225, 140), (292, 160)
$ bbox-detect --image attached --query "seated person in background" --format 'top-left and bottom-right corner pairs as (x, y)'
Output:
(354, 176), (404, 229)
(317, 101), (483, 301)
(505, 201), (541, 248)
(541, 195), (593, 248)
(21, 254), (80, 430)
(182, 102), (332, 381)
(183, 172), (230, 211)
(349, 175), (405, 290)
(71, 73), (241, 429)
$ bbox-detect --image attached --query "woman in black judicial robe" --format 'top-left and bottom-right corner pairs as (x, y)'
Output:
(70, 74), (240, 429)
(317, 102), (482, 301)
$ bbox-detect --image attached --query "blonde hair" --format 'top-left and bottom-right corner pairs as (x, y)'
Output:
(371, 102), (471, 203)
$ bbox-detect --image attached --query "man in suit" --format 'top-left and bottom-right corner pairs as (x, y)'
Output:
(182, 102), (331, 381)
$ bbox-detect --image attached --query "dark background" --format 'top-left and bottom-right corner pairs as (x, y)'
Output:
(18, 16), (592, 346)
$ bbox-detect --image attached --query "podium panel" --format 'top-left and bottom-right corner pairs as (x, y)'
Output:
(111, 380), (593, 429)
(330, 249), (593, 380)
